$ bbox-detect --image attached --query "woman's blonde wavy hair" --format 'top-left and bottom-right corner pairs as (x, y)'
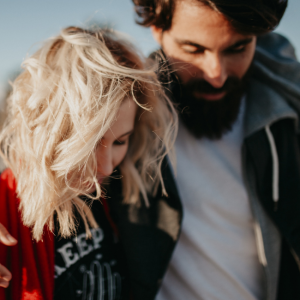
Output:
(0, 26), (177, 241)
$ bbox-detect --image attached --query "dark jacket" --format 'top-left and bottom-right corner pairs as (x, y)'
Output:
(108, 33), (300, 300)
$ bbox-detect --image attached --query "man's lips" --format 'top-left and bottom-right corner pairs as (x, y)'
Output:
(194, 91), (227, 101)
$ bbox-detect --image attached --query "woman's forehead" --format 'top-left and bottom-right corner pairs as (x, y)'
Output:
(102, 97), (137, 140)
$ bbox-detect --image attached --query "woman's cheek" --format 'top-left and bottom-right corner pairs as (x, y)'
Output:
(113, 144), (129, 168)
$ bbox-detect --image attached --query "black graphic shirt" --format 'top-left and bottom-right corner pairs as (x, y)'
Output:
(53, 197), (129, 300)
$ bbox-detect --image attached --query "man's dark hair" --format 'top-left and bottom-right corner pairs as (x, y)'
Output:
(132, 0), (288, 35)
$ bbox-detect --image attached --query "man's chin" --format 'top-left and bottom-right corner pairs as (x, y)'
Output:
(177, 88), (244, 139)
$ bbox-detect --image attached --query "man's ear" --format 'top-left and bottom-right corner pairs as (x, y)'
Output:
(151, 26), (163, 45)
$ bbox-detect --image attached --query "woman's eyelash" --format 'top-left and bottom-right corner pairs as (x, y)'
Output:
(114, 140), (126, 146)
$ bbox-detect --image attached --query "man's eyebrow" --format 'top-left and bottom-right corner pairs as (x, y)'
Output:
(174, 37), (253, 51)
(226, 38), (253, 50)
(175, 38), (206, 50)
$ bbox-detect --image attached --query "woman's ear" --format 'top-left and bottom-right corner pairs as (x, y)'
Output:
(151, 26), (163, 45)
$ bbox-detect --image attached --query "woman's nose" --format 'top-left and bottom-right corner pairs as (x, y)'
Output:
(96, 146), (114, 177)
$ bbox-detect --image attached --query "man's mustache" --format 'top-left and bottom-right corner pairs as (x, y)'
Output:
(183, 76), (242, 95)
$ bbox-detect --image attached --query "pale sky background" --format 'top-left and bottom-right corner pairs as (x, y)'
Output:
(1, 0), (300, 100)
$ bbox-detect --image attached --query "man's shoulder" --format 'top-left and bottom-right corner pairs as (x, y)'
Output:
(252, 32), (300, 122)
(254, 32), (300, 87)
(256, 32), (297, 61)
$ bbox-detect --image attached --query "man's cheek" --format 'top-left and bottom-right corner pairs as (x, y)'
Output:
(178, 64), (203, 84)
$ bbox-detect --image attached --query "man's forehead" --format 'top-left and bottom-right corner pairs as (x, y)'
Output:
(169, 1), (254, 49)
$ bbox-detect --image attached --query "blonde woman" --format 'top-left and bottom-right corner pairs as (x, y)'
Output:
(0, 26), (176, 300)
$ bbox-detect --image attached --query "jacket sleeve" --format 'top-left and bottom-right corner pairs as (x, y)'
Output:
(0, 169), (19, 300)
(0, 169), (55, 300)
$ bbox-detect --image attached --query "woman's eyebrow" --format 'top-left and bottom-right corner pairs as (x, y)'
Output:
(117, 129), (134, 139)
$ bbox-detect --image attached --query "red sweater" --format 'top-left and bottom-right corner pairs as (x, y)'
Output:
(0, 169), (54, 300)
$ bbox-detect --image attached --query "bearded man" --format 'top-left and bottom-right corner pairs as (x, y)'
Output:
(108, 0), (300, 299)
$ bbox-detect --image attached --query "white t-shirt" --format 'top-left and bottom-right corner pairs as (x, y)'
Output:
(157, 98), (264, 300)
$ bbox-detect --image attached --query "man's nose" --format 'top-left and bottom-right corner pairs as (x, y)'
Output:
(97, 147), (114, 177)
(201, 52), (227, 88)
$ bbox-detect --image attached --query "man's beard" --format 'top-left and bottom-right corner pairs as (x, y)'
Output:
(173, 71), (251, 139)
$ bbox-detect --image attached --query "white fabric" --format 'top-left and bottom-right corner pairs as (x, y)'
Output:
(157, 98), (264, 300)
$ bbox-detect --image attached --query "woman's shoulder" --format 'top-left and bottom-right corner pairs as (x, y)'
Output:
(0, 168), (17, 191)
(0, 168), (19, 216)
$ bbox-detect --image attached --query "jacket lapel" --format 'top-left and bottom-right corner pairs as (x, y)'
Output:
(107, 160), (183, 300)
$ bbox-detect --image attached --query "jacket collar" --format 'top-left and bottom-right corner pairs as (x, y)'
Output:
(247, 32), (300, 135)
(244, 78), (298, 138)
